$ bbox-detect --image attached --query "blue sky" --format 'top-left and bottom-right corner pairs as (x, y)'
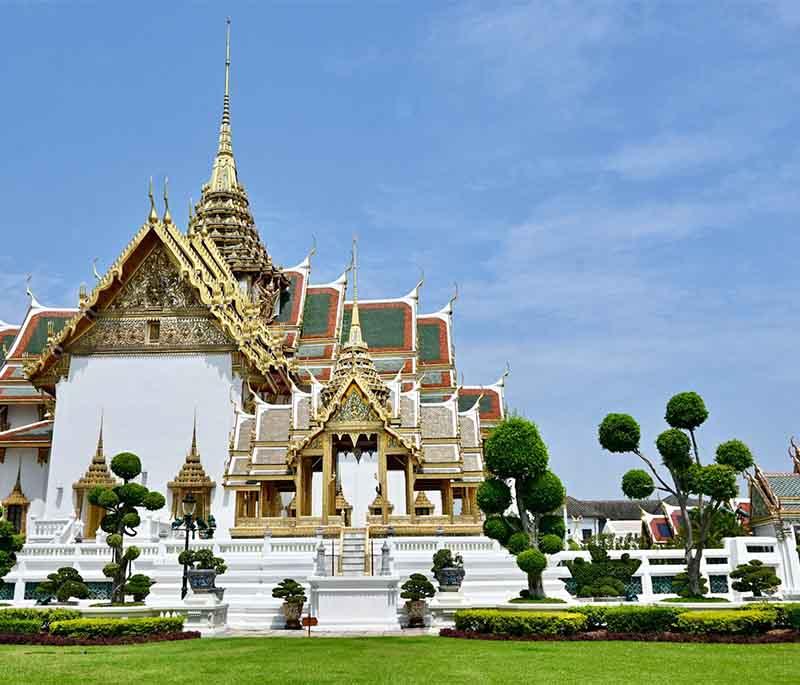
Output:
(2, 2), (800, 497)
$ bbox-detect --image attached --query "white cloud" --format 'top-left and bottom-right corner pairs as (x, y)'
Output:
(426, 1), (625, 99)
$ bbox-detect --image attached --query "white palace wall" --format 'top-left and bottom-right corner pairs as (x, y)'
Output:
(44, 352), (240, 533)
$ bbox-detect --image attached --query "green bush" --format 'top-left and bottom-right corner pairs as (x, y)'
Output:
(570, 605), (608, 630)
(603, 606), (681, 633)
(49, 616), (184, 638)
(0, 608), (81, 628)
(0, 619), (42, 634)
(454, 609), (586, 636)
(675, 609), (776, 635)
(769, 603), (800, 629)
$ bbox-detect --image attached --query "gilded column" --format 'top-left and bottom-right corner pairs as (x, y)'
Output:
(295, 457), (304, 518)
(322, 436), (332, 525)
(378, 434), (389, 524)
(405, 456), (414, 518)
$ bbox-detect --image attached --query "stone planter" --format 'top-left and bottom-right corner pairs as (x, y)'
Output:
(187, 569), (225, 601)
(405, 599), (427, 627)
(282, 600), (304, 629)
(435, 566), (465, 592)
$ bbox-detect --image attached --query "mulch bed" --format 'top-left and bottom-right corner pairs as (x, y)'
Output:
(0, 631), (201, 646)
(440, 628), (800, 644)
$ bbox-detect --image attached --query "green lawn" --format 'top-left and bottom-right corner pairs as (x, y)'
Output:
(2, 636), (799, 684)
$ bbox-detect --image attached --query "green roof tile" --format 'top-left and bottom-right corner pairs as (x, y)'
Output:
(302, 292), (334, 337)
(340, 306), (408, 349)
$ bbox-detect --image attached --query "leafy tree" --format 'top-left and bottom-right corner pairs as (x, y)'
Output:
(477, 416), (566, 599)
(36, 567), (89, 603)
(0, 505), (24, 581)
(88, 452), (165, 604)
(598, 392), (753, 597)
(400, 573), (436, 602)
(730, 560), (782, 597)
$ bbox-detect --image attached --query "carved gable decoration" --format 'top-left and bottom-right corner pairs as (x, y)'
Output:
(69, 245), (232, 354)
(109, 245), (202, 311)
(329, 385), (380, 424)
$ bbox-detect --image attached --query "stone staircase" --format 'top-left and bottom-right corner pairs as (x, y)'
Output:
(340, 528), (367, 576)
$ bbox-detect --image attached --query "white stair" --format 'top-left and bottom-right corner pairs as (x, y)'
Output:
(340, 529), (367, 576)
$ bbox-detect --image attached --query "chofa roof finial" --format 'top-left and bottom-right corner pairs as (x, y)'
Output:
(148, 177), (158, 224)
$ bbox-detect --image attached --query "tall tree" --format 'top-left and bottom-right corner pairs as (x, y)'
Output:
(88, 452), (165, 604)
(598, 391), (753, 597)
(477, 416), (565, 599)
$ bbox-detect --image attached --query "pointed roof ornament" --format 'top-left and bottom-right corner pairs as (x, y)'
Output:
(3, 458), (28, 507)
(73, 411), (117, 493)
(163, 177), (172, 224)
(92, 257), (101, 281)
(25, 275), (43, 309)
(345, 236), (367, 350)
(189, 408), (199, 462)
(168, 410), (215, 490)
(95, 410), (104, 459)
(148, 177), (158, 224)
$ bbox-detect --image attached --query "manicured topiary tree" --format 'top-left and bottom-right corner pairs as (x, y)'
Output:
(565, 545), (641, 598)
(272, 578), (307, 629)
(179, 548), (227, 576)
(36, 567), (89, 603)
(477, 416), (566, 599)
(0, 505), (23, 582)
(87, 452), (165, 604)
(730, 560), (782, 598)
(598, 392), (754, 598)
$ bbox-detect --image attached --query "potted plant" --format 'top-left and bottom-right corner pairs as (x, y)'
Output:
(272, 578), (307, 629)
(431, 548), (465, 592)
(400, 573), (435, 627)
(179, 548), (227, 599)
(35, 567), (90, 604)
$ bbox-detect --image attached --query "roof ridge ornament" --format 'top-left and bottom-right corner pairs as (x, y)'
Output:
(148, 177), (159, 224)
(25, 275), (43, 309)
(163, 177), (172, 224)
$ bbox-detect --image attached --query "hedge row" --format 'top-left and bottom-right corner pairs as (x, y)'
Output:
(454, 610), (586, 636)
(49, 617), (185, 638)
(453, 605), (800, 637)
(0, 608), (81, 628)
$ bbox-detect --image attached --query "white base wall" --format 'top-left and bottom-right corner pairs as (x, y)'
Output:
(4, 534), (797, 631)
(45, 353), (240, 533)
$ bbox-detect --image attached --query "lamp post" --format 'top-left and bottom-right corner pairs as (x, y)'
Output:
(179, 492), (197, 600)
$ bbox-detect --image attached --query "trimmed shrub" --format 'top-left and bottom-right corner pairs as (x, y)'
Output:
(770, 603), (800, 629)
(0, 608), (81, 629)
(603, 606), (681, 633)
(0, 619), (41, 634)
(570, 605), (608, 630)
(675, 609), (776, 636)
(454, 609), (586, 636)
(49, 616), (184, 639)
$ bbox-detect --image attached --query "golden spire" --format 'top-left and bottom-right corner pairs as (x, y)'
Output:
(163, 177), (172, 224)
(148, 177), (158, 224)
(345, 237), (366, 349)
(4, 459), (29, 507)
(73, 412), (117, 492)
(210, 17), (236, 191)
(94, 411), (104, 461)
(188, 18), (282, 282)
(188, 409), (199, 463)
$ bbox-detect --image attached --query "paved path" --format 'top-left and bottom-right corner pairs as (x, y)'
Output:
(222, 628), (436, 638)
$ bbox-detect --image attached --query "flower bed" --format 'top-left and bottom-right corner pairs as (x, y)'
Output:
(445, 605), (800, 643)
